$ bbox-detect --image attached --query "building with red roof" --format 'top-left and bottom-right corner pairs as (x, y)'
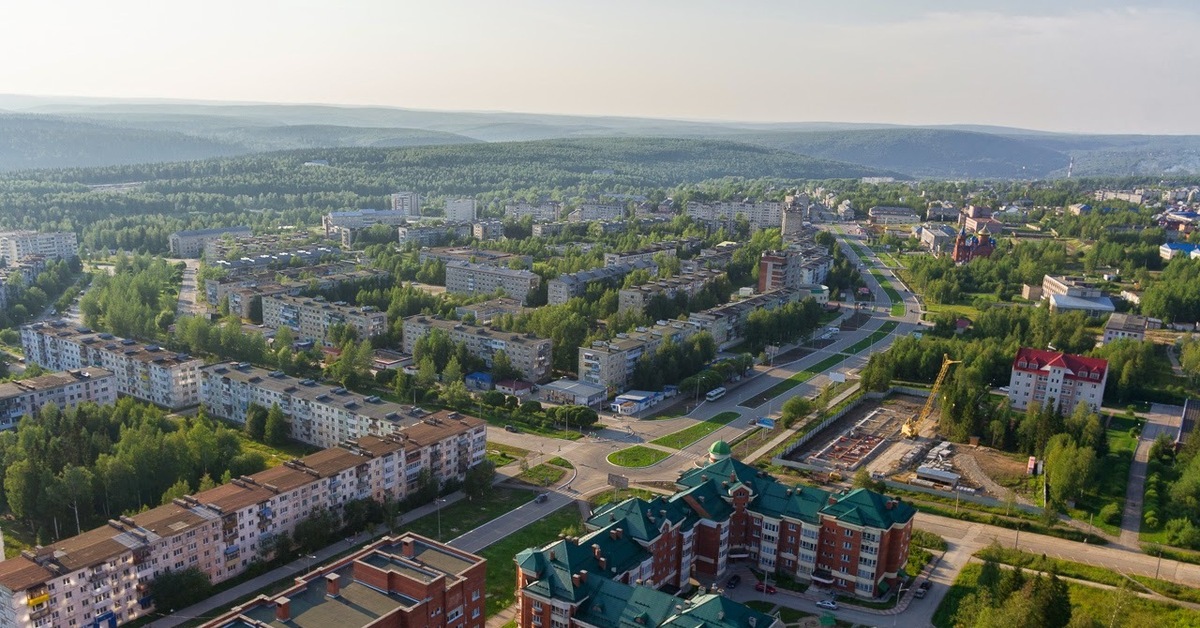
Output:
(1007, 348), (1109, 415)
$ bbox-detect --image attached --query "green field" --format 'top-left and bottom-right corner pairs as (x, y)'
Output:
(514, 463), (567, 487)
(485, 442), (529, 467)
(607, 445), (671, 467)
(846, 321), (899, 354)
(1067, 416), (1137, 536)
(404, 488), (534, 543)
(870, 269), (903, 303)
(479, 508), (583, 616)
(650, 411), (742, 449)
(740, 354), (846, 407)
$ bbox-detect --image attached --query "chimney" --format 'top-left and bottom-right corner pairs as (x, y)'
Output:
(275, 597), (291, 622)
(401, 539), (415, 557)
(828, 496), (838, 506)
(549, 550), (556, 561)
(593, 544), (601, 558)
(729, 472), (736, 482)
(579, 570), (588, 583)
(599, 556), (607, 570)
(886, 499), (896, 510)
(325, 573), (341, 598)
(572, 574), (581, 587)
(610, 529), (618, 541)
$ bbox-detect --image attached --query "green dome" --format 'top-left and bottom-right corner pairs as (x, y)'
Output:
(708, 440), (732, 459)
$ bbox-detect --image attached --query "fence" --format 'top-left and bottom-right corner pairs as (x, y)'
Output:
(773, 385), (931, 462)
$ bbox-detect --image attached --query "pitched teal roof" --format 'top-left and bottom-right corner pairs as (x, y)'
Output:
(661, 593), (777, 628)
(752, 480), (831, 524)
(587, 495), (694, 540)
(819, 487), (916, 529)
(571, 579), (778, 628)
(517, 522), (653, 603)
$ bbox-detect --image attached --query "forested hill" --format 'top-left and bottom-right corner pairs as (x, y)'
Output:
(19, 137), (896, 191)
(0, 115), (245, 171)
(726, 128), (1071, 179)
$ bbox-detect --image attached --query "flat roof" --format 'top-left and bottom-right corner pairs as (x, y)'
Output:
(541, 378), (606, 396)
(24, 322), (200, 368)
(403, 316), (549, 347)
(0, 367), (112, 400)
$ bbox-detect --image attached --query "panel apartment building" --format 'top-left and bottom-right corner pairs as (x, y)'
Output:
(323, 209), (411, 237)
(757, 247), (832, 293)
(200, 362), (486, 452)
(617, 269), (727, 315)
(199, 534), (487, 628)
(1007, 347), (1108, 415)
(202, 231), (325, 262)
(168, 226), (252, 258)
(513, 449), (913, 628)
(21, 322), (202, 410)
(444, 198), (478, 223)
(578, 319), (697, 394)
(0, 368), (115, 430)
(686, 200), (782, 230)
(444, 261), (541, 303)
(505, 201), (561, 222)
(0, 415), (486, 628)
(602, 240), (698, 267)
(687, 288), (804, 350)
(0, 231), (79, 263)
(261, 295), (387, 347)
(547, 260), (657, 306)
(402, 316), (552, 383)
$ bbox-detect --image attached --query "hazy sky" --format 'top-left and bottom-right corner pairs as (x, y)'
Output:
(4, 1), (1198, 133)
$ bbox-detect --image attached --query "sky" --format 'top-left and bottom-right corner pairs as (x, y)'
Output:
(2, 1), (1198, 134)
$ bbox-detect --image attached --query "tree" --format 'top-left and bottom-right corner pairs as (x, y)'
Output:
(245, 403), (267, 442)
(490, 349), (522, 381)
(464, 461), (496, 500)
(160, 478), (192, 505)
(852, 468), (885, 493)
(781, 396), (814, 427)
(293, 508), (338, 552)
(520, 400), (543, 414)
(443, 356), (465, 386)
(1044, 434), (1096, 507)
(147, 567), (212, 614)
(264, 403), (289, 446)
(441, 380), (471, 409)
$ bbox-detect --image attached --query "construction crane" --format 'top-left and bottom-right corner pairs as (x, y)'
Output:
(902, 354), (962, 438)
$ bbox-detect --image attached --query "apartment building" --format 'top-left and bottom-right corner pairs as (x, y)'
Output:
(472, 220), (505, 241)
(0, 231), (79, 263)
(21, 322), (202, 410)
(757, 248), (831, 293)
(680, 243), (740, 273)
(205, 265), (387, 318)
(530, 222), (566, 238)
(261, 295), (387, 346)
(398, 222), (472, 247)
(419, 247), (529, 269)
(202, 232), (324, 261)
(1007, 347), (1109, 415)
(0, 368), (115, 430)
(617, 269), (726, 315)
(687, 201), (782, 230)
(688, 289), (803, 350)
(781, 193), (810, 240)
(209, 245), (341, 276)
(513, 451), (912, 628)
(867, 206), (920, 225)
(323, 209), (411, 237)
(444, 261), (540, 303)
(0, 416), (486, 628)
(916, 223), (958, 255)
(567, 203), (625, 222)
(454, 297), (527, 323)
(1102, 313), (1148, 345)
(391, 191), (422, 217)
(199, 534), (486, 628)
(445, 198), (478, 223)
(168, 226), (251, 258)
(547, 260), (656, 306)
(578, 319), (697, 394)
(402, 316), (552, 383)
(603, 241), (695, 267)
(505, 202), (561, 222)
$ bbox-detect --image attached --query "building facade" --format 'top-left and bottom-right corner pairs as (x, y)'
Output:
(687, 289), (804, 350)
(950, 226), (996, 264)
(567, 204), (625, 222)
(603, 242), (684, 267)
(1007, 347), (1109, 414)
(402, 316), (552, 383)
(547, 261), (656, 306)
(687, 201), (782, 230)
(444, 261), (540, 303)
(0, 231), (79, 263)
(1102, 313), (1148, 345)
(323, 209), (410, 237)
(505, 202), (561, 222)
(618, 270), (726, 315)
(445, 198), (478, 223)
(390, 191), (422, 217)
(261, 295), (387, 347)
(867, 206), (920, 225)
(0, 368), (115, 430)
(168, 226), (251, 258)
(578, 319), (697, 394)
(398, 222), (473, 247)
(21, 322), (202, 410)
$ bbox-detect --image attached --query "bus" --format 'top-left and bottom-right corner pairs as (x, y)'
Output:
(705, 387), (726, 402)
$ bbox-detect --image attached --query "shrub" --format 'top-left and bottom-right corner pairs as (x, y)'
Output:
(1099, 503), (1122, 526)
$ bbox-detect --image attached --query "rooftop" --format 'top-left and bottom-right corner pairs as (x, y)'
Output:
(0, 367), (112, 400)
(24, 322), (201, 368)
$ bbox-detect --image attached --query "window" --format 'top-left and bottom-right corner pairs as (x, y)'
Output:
(844, 529), (853, 537)
(843, 541), (852, 549)
(472, 590), (481, 601)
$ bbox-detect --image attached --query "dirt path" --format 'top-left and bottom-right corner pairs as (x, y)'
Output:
(952, 452), (1034, 505)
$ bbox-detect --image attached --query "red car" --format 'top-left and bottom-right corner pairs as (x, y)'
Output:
(754, 582), (777, 594)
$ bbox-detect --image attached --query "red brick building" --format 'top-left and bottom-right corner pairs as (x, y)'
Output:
(951, 225), (996, 264)
(200, 534), (486, 628)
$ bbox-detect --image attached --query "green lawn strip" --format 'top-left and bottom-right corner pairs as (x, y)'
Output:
(845, 321), (899, 354)
(869, 269), (903, 303)
(608, 445), (672, 467)
(590, 488), (658, 508)
(933, 564), (1200, 628)
(1067, 418), (1136, 536)
(480, 508), (583, 616)
(912, 528), (949, 550)
(547, 456), (574, 469)
(0, 518), (35, 560)
(650, 411), (742, 450)
(514, 463), (567, 487)
(744, 600), (776, 613)
(891, 302), (906, 317)
(234, 431), (322, 468)
(740, 354), (846, 407)
(486, 441), (530, 467)
(403, 488), (534, 543)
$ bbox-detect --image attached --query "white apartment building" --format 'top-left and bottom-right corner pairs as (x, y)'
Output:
(1102, 313), (1148, 345)
(0, 231), (79, 263)
(1007, 348), (1108, 415)
(547, 260), (656, 306)
(0, 368), (115, 430)
(0, 408), (485, 628)
(578, 319), (697, 394)
(322, 209), (410, 237)
(686, 201), (782, 230)
(402, 316), (552, 383)
(390, 191), (421, 217)
(444, 261), (540, 303)
(688, 289), (804, 350)
(472, 220), (505, 241)
(444, 198), (478, 223)
(617, 270), (727, 315)
(602, 241), (685, 267)
(168, 226), (252, 258)
(567, 204), (625, 222)
(21, 322), (202, 410)
(505, 202), (561, 222)
(261, 295), (387, 347)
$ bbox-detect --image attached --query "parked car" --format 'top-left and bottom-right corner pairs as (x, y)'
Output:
(725, 575), (741, 589)
(754, 582), (777, 594)
(816, 599), (839, 610)
(504, 424), (519, 433)
(535, 493), (549, 504)
(919, 580), (932, 590)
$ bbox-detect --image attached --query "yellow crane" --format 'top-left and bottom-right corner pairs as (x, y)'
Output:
(902, 354), (961, 438)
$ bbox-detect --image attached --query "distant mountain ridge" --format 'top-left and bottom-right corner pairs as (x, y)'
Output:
(2, 95), (1199, 178)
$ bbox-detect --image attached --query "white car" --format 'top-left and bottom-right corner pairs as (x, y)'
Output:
(816, 600), (839, 611)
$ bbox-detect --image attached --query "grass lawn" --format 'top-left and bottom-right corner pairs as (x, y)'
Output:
(514, 463), (567, 487)
(1068, 415), (1136, 536)
(479, 507), (583, 616)
(891, 302), (906, 317)
(845, 321), (899, 354)
(650, 412), (741, 449)
(486, 441), (529, 467)
(0, 516), (35, 559)
(590, 488), (658, 507)
(403, 488), (534, 543)
(235, 433), (322, 468)
(933, 563), (1200, 628)
(547, 457), (574, 469)
(741, 354), (846, 407)
(608, 445), (671, 467)
(869, 268), (903, 301)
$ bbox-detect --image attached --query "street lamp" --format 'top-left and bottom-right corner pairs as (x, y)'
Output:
(436, 498), (446, 539)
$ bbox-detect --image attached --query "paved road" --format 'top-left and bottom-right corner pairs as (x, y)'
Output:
(1121, 403), (1185, 548)
(172, 258), (203, 318)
